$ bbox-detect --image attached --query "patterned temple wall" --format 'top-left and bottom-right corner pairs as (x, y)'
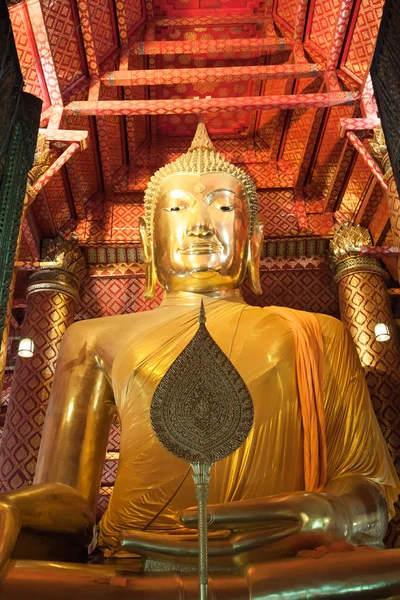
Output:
(75, 269), (339, 322)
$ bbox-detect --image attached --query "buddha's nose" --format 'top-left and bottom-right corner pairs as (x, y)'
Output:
(187, 203), (215, 237)
(188, 223), (214, 237)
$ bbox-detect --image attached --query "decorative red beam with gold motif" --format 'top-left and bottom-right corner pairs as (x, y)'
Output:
(154, 16), (266, 26)
(65, 91), (359, 116)
(327, 0), (355, 70)
(131, 37), (289, 56)
(359, 246), (400, 258)
(346, 132), (388, 192)
(102, 62), (325, 87)
(293, 0), (309, 41)
(340, 117), (380, 134)
(38, 128), (88, 147)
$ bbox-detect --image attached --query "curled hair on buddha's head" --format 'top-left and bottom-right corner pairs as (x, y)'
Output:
(143, 123), (259, 240)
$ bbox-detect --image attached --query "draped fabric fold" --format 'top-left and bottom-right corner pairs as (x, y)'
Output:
(271, 307), (327, 492)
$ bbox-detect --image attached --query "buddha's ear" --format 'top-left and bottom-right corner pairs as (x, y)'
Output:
(139, 216), (157, 300)
(139, 216), (152, 262)
(247, 219), (264, 295)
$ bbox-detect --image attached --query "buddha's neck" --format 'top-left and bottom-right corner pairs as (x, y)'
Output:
(161, 289), (245, 307)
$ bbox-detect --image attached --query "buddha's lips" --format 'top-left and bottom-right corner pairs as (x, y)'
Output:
(179, 240), (223, 255)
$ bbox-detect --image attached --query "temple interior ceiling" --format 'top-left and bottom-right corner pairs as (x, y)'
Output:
(7, 0), (399, 301)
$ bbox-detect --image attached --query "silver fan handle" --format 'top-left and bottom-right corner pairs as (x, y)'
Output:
(191, 461), (212, 600)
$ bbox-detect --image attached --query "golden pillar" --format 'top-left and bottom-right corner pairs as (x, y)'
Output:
(0, 236), (85, 491)
(330, 224), (400, 546)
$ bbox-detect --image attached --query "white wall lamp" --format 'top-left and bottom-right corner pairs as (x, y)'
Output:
(374, 323), (391, 343)
(18, 338), (35, 358)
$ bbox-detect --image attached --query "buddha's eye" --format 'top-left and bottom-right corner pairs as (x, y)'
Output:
(206, 189), (236, 212)
(164, 206), (187, 212)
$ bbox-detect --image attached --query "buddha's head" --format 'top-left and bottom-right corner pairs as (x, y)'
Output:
(139, 123), (264, 298)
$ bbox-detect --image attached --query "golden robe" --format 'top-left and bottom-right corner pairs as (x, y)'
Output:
(99, 296), (399, 550)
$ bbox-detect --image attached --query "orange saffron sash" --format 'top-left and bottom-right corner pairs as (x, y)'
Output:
(272, 307), (327, 491)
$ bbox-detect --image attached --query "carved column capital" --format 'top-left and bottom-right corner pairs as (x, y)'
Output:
(369, 127), (392, 177)
(26, 234), (86, 302)
(329, 224), (389, 283)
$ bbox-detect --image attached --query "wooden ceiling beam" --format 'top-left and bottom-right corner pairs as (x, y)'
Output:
(327, 0), (355, 70)
(294, 0), (309, 42)
(154, 16), (266, 26)
(65, 91), (359, 116)
(38, 128), (88, 148)
(26, 0), (63, 118)
(26, 143), (81, 208)
(76, 0), (99, 78)
(101, 62), (325, 87)
(354, 177), (377, 226)
(131, 37), (290, 56)
(325, 138), (355, 211)
(340, 116), (380, 133)
(21, 218), (40, 262)
(346, 132), (388, 192)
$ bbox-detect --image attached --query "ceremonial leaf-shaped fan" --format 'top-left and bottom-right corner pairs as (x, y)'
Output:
(150, 301), (253, 600)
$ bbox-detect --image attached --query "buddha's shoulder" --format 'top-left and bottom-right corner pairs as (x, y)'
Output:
(254, 305), (346, 337)
(311, 311), (347, 338)
(64, 308), (162, 341)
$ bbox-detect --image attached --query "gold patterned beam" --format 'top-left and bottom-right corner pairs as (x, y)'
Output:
(64, 91), (359, 116)
(101, 63), (325, 87)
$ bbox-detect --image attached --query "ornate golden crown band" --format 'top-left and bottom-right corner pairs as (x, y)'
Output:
(144, 123), (259, 239)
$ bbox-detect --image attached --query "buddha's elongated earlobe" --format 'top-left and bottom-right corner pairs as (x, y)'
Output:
(247, 220), (264, 295)
(139, 217), (157, 300)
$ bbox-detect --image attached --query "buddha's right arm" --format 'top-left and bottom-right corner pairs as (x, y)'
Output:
(34, 321), (116, 513)
(0, 322), (115, 567)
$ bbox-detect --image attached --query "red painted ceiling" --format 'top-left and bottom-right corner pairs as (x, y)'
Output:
(9, 0), (393, 274)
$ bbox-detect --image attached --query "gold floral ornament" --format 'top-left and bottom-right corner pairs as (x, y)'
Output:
(369, 127), (391, 175)
(41, 233), (86, 282)
(143, 122), (259, 240)
(26, 134), (55, 199)
(150, 302), (253, 600)
(329, 223), (372, 265)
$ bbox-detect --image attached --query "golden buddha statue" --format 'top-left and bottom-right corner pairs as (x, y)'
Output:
(1, 124), (400, 599)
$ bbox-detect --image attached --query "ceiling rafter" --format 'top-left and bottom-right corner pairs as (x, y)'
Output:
(346, 132), (388, 192)
(154, 15), (266, 26)
(26, 0), (63, 125)
(131, 37), (290, 56)
(77, 0), (116, 189)
(326, 0), (355, 71)
(101, 62), (325, 86)
(354, 177), (378, 226)
(325, 139), (355, 211)
(65, 91), (359, 116)
(271, 0), (309, 163)
(26, 142), (81, 208)
(21, 219), (40, 262)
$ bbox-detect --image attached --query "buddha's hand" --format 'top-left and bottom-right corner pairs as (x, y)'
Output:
(0, 495), (21, 578)
(118, 477), (387, 566)
(0, 483), (94, 569)
(181, 475), (388, 547)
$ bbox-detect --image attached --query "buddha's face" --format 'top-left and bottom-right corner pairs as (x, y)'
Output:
(151, 172), (249, 293)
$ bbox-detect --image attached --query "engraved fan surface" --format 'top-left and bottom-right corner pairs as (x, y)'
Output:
(150, 309), (254, 463)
